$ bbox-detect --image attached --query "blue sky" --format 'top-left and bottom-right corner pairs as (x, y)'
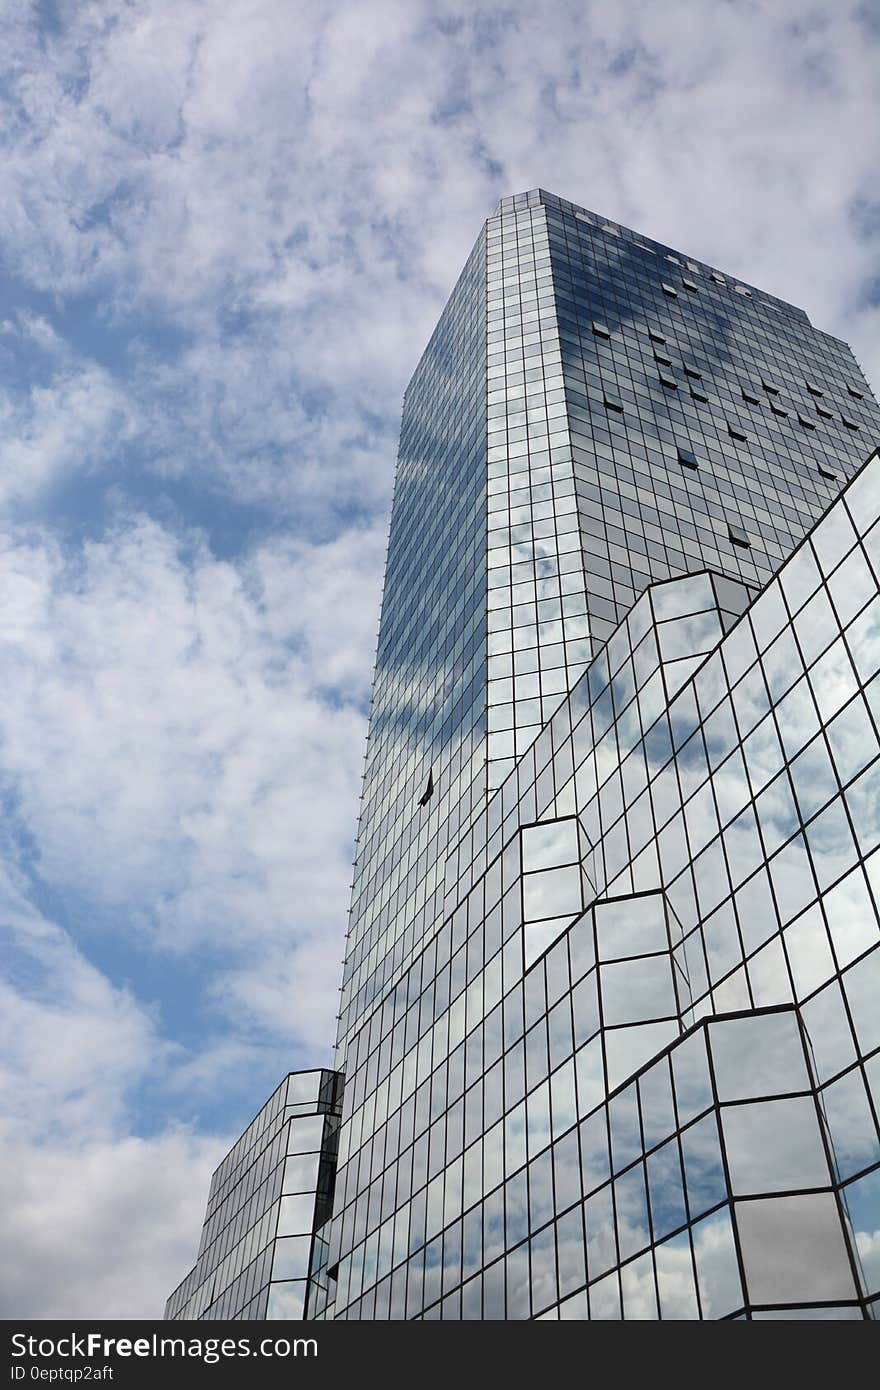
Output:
(1, 0), (878, 1318)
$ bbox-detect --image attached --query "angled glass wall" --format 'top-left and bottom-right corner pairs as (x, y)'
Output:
(165, 1069), (341, 1321)
(322, 190), (879, 1320)
(326, 450), (880, 1320)
(338, 230), (488, 1061)
(485, 190), (876, 788)
(166, 190), (880, 1321)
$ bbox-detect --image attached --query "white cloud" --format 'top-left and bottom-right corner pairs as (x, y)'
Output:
(0, 1), (876, 522)
(0, 425), (385, 1314)
(0, 354), (134, 509)
(0, 865), (224, 1318)
(1, 1131), (219, 1319)
(0, 503), (384, 1314)
(0, 863), (156, 1138)
(0, 513), (382, 1023)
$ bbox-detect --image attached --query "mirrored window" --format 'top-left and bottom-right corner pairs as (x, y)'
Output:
(647, 1137), (687, 1239)
(600, 955), (676, 1026)
(691, 1208), (743, 1318)
(681, 1113), (727, 1217)
(585, 1184), (617, 1279)
(605, 1021), (679, 1090)
(721, 1096), (829, 1194)
(595, 892), (668, 960)
(523, 864), (582, 921)
(841, 1167), (880, 1297)
(736, 1193), (857, 1304)
(672, 1030), (714, 1123)
(821, 1067), (880, 1182)
(580, 1108), (610, 1195)
(587, 1269), (622, 1319)
(639, 1057), (676, 1151)
(283, 1151), (321, 1194)
(288, 1115), (325, 1154)
(277, 1192), (316, 1237)
(272, 1234), (313, 1281)
(621, 1249), (657, 1319)
(656, 1231), (699, 1319)
(710, 1011), (809, 1101)
(521, 818), (580, 872)
(265, 1281), (306, 1320)
(615, 1163), (650, 1261)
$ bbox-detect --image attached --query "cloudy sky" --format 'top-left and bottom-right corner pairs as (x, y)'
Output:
(0, 0), (878, 1320)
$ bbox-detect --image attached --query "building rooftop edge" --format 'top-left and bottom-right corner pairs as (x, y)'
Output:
(489, 186), (812, 324)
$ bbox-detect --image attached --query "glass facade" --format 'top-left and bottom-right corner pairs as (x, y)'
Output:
(484, 190), (873, 790)
(166, 189), (880, 1320)
(165, 1070), (341, 1320)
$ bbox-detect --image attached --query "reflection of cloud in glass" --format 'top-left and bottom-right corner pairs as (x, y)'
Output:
(672, 1030), (713, 1123)
(807, 798), (858, 891)
(526, 1081), (551, 1158)
(812, 504), (857, 577)
(575, 1035), (604, 1117)
(776, 679), (820, 763)
(783, 903), (835, 998)
(521, 818), (579, 872)
(845, 594), (880, 684)
(802, 979), (857, 1083)
(639, 1058), (676, 1150)
(691, 1208), (742, 1317)
(722, 1096), (829, 1194)
(732, 666), (770, 739)
(555, 1205), (586, 1299)
(723, 805), (763, 886)
(615, 1164), (650, 1262)
(652, 574), (714, 622)
(712, 748), (751, 825)
(843, 1167), (880, 1296)
(272, 1235), (311, 1281)
(587, 1270), (621, 1320)
(746, 712), (789, 792)
(747, 934), (792, 1007)
(585, 1184), (616, 1280)
(842, 950), (880, 1055)
(657, 610), (720, 663)
(754, 770), (799, 855)
(810, 637), (858, 723)
(647, 1137), (687, 1239)
(681, 1113), (727, 1217)
(529, 1226), (557, 1314)
(605, 1020), (679, 1091)
(736, 1193), (857, 1304)
(829, 545), (875, 625)
(710, 1010), (809, 1100)
(600, 956), (676, 1026)
(621, 1249), (658, 1318)
(769, 833), (816, 925)
(845, 760), (880, 857)
(823, 863), (879, 966)
(821, 1067), (880, 1181)
(656, 1231), (699, 1318)
(277, 1192), (315, 1236)
(761, 625), (802, 700)
(523, 864), (582, 922)
(265, 1280), (306, 1320)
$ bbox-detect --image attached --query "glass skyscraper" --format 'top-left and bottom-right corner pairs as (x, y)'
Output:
(167, 189), (880, 1321)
